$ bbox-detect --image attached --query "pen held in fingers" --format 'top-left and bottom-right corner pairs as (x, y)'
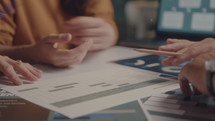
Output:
(135, 49), (182, 56)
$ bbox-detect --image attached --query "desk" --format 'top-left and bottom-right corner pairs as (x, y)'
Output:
(37, 46), (144, 81)
(0, 46), (150, 121)
(1, 46), (215, 121)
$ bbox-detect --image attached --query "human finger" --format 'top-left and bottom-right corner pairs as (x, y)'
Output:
(68, 27), (107, 37)
(71, 36), (106, 45)
(166, 39), (191, 44)
(159, 38), (195, 51)
(166, 38), (182, 44)
(179, 71), (192, 97)
(67, 40), (93, 65)
(11, 60), (39, 81)
(89, 44), (105, 51)
(71, 37), (110, 51)
(24, 63), (42, 78)
(64, 17), (104, 30)
(44, 33), (72, 44)
(192, 85), (201, 95)
(52, 40), (93, 67)
(0, 60), (22, 85)
(70, 37), (94, 46)
(161, 56), (176, 66)
(159, 42), (188, 52)
(171, 44), (212, 65)
(89, 41), (111, 51)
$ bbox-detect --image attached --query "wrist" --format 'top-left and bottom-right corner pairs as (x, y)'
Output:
(22, 44), (42, 64)
(0, 44), (35, 63)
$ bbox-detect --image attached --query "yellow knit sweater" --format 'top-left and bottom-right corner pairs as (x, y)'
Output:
(0, 0), (118, 49)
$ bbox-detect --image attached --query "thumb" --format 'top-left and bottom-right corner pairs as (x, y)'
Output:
(73, 39), (93, 53)
(179, 69), (192, 97)
(44, 33), (72, 44)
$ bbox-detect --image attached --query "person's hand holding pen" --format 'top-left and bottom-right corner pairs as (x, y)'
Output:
(136, 38), (215, 97)
(158, 38), (215, 65)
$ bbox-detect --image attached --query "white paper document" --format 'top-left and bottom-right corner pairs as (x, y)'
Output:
(3, 66), (178, 119)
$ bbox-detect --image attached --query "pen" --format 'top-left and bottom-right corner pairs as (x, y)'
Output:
(135, 48), (182, 56)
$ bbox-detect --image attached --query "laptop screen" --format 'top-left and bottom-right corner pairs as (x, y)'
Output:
(157, 0), (215, 38)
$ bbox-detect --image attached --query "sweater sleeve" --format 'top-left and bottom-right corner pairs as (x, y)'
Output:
(0, 0), (16, 46)
(86, 0), (119, 43)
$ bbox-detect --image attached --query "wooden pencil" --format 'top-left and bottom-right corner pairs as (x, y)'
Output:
(135, 48), (182, 56)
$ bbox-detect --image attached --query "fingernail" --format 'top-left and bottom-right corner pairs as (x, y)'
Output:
(36, 73), (42, 78)
(14, 80), (23, 85)
(61, 34), (72, 41)
(37, 69), (43, 73)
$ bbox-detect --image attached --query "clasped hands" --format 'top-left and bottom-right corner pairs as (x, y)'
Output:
(0, 17), (115, 85)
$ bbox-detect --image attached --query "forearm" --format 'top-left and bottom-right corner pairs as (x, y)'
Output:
(0, 44), (35, 63)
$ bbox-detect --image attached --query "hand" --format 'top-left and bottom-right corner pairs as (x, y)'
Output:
(28, 33), (93, 67)
(64, 16), (116, 51)
(159, 38), (215, 65)
(179, 60), (206, 97)
(0, 56), (42, 85)
(178, 51), (215, 97)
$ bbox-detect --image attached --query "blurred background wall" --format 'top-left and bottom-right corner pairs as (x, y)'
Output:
(112, 0), (159, 42)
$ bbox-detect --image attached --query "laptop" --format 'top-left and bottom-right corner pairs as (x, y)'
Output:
(119, 0), (215, 49)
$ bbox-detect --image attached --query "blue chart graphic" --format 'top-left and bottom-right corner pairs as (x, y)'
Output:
(114, 55), (187, 78)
